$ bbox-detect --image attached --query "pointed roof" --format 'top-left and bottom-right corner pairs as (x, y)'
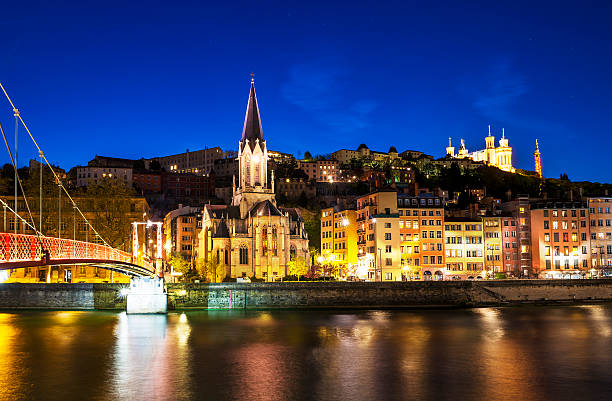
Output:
(249, 200), (282, 217)
(213, 219), (230, 238)
(241, 79), (265, 151)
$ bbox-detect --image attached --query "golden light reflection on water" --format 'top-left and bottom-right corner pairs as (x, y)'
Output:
(1, 307), (612, 401)
(0, 314), (25, 400)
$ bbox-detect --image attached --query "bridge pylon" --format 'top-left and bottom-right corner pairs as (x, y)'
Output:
(126, 275), (167, 314)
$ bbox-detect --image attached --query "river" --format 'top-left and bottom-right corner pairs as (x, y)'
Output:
(1, 306), (612, 400)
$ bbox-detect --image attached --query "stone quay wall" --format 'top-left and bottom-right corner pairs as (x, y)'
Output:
(2, 280), (612, 310)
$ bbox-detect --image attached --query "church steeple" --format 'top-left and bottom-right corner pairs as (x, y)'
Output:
(233, 77), (273, 216)
(240, 78), (265, 152)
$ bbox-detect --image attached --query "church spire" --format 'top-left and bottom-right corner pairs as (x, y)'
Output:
(240, 77), (265, 151)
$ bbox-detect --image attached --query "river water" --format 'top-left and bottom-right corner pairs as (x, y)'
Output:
(1, 306), (612, 401)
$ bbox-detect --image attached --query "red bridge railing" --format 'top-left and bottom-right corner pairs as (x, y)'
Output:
(0, 233), (153, 272)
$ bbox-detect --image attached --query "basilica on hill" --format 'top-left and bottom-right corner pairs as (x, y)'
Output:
(446, 125), (515, 172)
(197, 79), (310, 281)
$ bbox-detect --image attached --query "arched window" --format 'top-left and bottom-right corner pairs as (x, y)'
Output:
(262, 226), (268, 256)
(272, 226), (278, 256)
(245, 155), (251, 187)
(239, 244), (248, 265)
(290, 245), (297, 261)
(254, 157), (261, 186)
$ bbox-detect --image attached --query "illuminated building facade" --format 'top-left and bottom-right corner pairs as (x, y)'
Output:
(320, 207), (358, 274)
(501, 215), (520, 274)
(483, 216), (503, 275)
(333, 144), (400, 165)
(298, 159), (339, 182)
(356, 190), (401, 281)
(444, 217), (486, 280)
(530, 201), (591, 278)
(446, 125), (515, 172)
(163, 205), (201, 258)
(398, 194), (445, 280)
(502, 197), (532, 277)
(587, 197), (612, 270)
(197, 79), (310, 281)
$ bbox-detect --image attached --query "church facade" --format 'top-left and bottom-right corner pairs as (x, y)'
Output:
(446, 126), (515, 173)
(197, 79), (310, 281)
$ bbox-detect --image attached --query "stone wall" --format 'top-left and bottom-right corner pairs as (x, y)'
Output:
(3, 280), (612, 310)
(0, 283), (128, 310)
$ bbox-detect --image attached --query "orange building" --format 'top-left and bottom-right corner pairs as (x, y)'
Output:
(397, 194), (445, 280)
(530, 201), (591, 278)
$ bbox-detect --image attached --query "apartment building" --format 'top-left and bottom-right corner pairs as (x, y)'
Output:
(397, 194), (444, 280)
(530, 201), (590, 278)
(163, 205), (202, 259)
(444, 217), (486, 280)
(483, 216), (503, 275)
(588, 197), (612, 270)
(501, 215), (519, 274)
(298, 159), (339, 182)
(320, 206), (358, 275)
(356, 190), (401, 281)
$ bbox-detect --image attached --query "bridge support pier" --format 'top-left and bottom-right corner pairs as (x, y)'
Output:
(126, 276), (167, 314)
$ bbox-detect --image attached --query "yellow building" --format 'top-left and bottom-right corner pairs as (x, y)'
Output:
(320, 207), (358, 276)
(446, 125), (514, 172)
(444, 217), (486, 280)
(483, 216), (503, 276)
(356, 190), (401, 281)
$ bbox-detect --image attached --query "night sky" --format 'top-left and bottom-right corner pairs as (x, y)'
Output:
(0, 1), (610, 182)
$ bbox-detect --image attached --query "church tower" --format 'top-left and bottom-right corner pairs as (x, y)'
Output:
(446, 137), (455, 157)
(232, 78), (275, 217)
(534, 139), (542, 178)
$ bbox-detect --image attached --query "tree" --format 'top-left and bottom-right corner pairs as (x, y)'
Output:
(303, 151), (313, 161)
(287, 256), (308, 280)
(196, 257), (224, 283)
(168, 252), (190, 278)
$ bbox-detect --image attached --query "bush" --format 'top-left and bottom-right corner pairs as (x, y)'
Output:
(494, 273), (507, 280)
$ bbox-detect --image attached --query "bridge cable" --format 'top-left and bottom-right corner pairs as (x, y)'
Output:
(0, 122), (43, 242)
(0, 82), (118, 253)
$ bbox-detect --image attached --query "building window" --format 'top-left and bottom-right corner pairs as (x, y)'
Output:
(239, 245), (248, 264)
(385, 273), (392, 280)
(262, 226), (268, 256)
(385, 233), (391, 240)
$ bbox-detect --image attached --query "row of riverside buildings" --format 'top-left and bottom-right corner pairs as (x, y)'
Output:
(322, 191), (612, 281)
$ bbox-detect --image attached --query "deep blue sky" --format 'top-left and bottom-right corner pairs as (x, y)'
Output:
(0, 1), (610, 182)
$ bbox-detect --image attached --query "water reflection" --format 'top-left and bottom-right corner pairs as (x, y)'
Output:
(1, 307), (612, 400)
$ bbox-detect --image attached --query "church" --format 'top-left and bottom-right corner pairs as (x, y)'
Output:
(445, 126), (515, 172)
(197, 79), (310, 281)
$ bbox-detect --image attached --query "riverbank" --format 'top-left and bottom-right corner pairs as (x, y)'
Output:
(2, 279), (612, 310)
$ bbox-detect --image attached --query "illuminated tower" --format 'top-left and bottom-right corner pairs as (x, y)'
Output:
(232, 77), (275, 217)
(534, 139), (542, 178)
(446, 137), (455, 157)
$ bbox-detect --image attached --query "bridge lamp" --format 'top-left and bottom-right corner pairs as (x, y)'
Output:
(342, 218), (349, 227)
